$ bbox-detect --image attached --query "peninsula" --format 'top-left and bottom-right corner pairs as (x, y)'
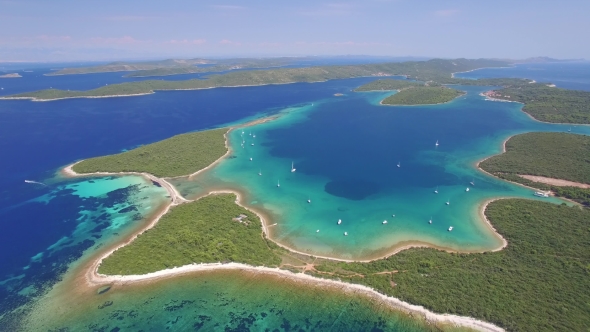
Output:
(479, 132), (590, 206)
(72, 128), (228, 178)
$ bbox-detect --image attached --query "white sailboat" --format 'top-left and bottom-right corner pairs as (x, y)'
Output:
(448, 226), (453, 231)
(435, 140), (439, 146)
(249, 157), (253, 161)
(338, 219), (342, 225)
(434, 186), (439, 194)
(397, 162), (401, 168)
(470, 179), (475, 186)
(316, 229), (320, 233)
(344, 232), (348, 236)
(446, 199), (450, 205)
(382, 220), (388, 224)
(258, 169), (262, 176)
(307, 198), (311, 203)
(291, 161), (296, 173)
(277, 180), (280, 187)
(429, 217), (432, 224)
(466, 187), (470, 192)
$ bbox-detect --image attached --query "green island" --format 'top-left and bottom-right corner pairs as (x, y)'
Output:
(381, 86), (464, 105)
(480, 132), (590, 206)
(6, 58), (508, 101)
(98, 193), (283, 275)
(354, 79), (424, 91)
(72, 128), (228, 178)
(485, 84), (590, 124)
(355, 79), (465, 106)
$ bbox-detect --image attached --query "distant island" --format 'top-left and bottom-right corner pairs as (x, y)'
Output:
(4, 57), (590, 123)
(0, 73), (22, 78)
(4, 58), (508, 101)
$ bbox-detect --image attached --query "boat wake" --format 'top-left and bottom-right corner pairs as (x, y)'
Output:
(24, 180), (47, 186)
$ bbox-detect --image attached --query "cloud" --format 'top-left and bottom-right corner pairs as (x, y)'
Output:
(210, 5), (245, 10)
(167, 39), (207, 45)
(219, 39), (242, 46)
(103, 15), (162, 21)
(89, 36), (144, 45)
(298, 3), (355, 16)
(434, 9), (459, 17)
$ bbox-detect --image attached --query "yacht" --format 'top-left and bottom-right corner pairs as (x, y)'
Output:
(470, 180), (475, 186)
(392, 214), (396, 217)
(253, 134), (256, 138)
(448, 226), (453, 231)
(344, 232), (348, 236)
(249, 157), (253, 161)
(258, 169), (262, 176)
(534, 191), (549, 197)
(307, 198), (311, 203)
(466, 187), (470, 192)
(277, 180), (280, 187)
(434, 187), (439, 194)
(382, 220), (388, 224)
(397, 162), (401, 168)
(338, 219), (342, 225)
(316, 229), (320, 233)
(291, 162), (296, 173)
(446, 199), (450, 205)
(435, 140), (439, 146)
(429, 217), (432, 224)
(251, 143), (254, 146)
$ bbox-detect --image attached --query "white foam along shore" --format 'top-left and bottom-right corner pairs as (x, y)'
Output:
(86, 262), (504, 332)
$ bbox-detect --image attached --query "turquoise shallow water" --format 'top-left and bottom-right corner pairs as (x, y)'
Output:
(172, 86), (588, 259)
(40, 270), (443, 332)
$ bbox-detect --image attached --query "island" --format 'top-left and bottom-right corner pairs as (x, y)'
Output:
(479, 132), (590, 206)
(0, 73), (22, 78)
(3, 58), (509, 101)
(355, 79), (464, 105)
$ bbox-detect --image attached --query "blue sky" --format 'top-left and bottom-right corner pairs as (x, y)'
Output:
(1, 0), (588, 62)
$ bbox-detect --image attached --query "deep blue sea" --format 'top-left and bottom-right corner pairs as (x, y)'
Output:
(0, 61), (589, 330)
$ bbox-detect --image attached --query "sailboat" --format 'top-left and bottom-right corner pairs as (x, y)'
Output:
(429, 217), (432, 224)
(277, 180), (280, 187)
(435, 140), (439, 147)
(466, 187), (470, 192)
(253, 134), (256, 138)
(434, 186), (439, 194)
(338, 219), (342, 225)
(307, 198), (311, 203)
(446, 199), (450, 205)
(344, 232), (348, 236)
(249, 157), (253, 161)
(448, 226), (453, 231)
(316, 229), (320, 233)
(397, 162), (401, 168)
(291, 161), (296, 173)
(258, 169), (262, 176)
(470, 179), (475, 186)
(382, 220), (388, 224)
(568, 127), (572, 132)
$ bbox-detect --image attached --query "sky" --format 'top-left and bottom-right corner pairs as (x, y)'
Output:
(1, 0), (589, 62)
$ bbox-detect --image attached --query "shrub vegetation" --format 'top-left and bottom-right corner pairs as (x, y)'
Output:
(72, 128), (228, 178)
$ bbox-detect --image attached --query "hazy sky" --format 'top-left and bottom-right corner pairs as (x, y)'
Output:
(1, 0), (588, 62)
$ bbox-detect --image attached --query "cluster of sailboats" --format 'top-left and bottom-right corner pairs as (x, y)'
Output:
(243, 133), (471, 236)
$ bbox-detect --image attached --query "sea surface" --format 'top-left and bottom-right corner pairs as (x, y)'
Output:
(0, 61), (589, 330)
